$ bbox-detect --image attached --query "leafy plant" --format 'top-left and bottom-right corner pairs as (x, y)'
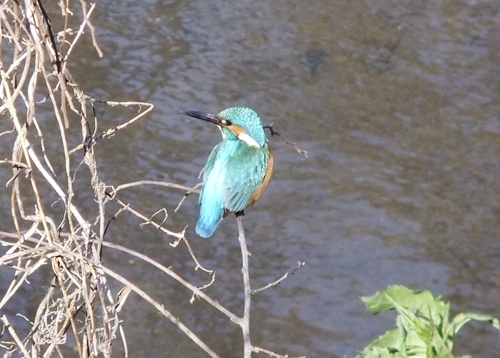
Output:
(357, 285), (500, 358)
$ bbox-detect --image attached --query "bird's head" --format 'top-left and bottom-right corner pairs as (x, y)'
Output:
(182, 107), (267, 149)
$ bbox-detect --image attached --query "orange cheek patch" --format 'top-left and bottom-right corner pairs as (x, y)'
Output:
(227, 124), (245, 137)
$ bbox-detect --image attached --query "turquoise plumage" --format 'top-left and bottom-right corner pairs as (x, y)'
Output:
(183, 107), (274, 238)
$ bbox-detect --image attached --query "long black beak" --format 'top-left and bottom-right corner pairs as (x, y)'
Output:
(182, 110), (221, 126)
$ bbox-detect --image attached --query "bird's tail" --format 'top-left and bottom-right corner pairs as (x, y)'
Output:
(195, 209), (221, 238)
(195, 217), (220, 239)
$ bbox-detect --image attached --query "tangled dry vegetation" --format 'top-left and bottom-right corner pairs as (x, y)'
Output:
(0, 1), (305, 357)
(0, 1), (156, 356)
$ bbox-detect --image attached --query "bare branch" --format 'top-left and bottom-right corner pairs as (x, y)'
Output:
(1, 315), (30, 358)
(101, 265), (221, 358)
(236, 215), (253, 357)
(264, 123), (309, 158)
(111, 180), (198, 196)
(253, 346), (307, 358)
(252, 261), (306, 294)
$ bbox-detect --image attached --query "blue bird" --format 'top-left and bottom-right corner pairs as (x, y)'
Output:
(183, 107), (274, 238)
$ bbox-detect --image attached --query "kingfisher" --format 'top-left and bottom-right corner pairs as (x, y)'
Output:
(182, 107), (274, 238)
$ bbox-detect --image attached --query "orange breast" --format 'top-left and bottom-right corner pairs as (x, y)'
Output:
(248, 147), (274, 207)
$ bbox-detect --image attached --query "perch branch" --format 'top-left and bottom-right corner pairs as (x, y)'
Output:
(236, 215), (253, 358)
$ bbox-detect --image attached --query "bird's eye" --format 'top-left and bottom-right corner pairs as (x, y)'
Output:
(224, 120), (232, 126)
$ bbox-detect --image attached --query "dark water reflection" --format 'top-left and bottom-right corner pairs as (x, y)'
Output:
(4, 1), (500, 357)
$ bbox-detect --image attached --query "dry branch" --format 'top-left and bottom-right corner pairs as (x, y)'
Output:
(0, 1), (148, 356)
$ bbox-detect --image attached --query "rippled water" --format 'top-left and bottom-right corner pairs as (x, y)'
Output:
(3, 1), (500, 357)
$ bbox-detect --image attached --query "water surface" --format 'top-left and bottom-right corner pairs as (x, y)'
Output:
(3, 1), (500, 357)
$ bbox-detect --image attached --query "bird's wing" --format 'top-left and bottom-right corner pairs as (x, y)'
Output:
(223, 144), (271, 213)
(195, 142), (227, 237)
(199, 143), (223, 205)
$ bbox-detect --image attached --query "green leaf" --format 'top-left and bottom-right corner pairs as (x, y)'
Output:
(447, 312), (500, 343)
(358, 285), (500, 358)
(361, 286), (445, 317)
(390, 296), (452, 358)
(356, 329), (405, 358)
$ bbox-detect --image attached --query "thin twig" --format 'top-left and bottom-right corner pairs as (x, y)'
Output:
(1, 315), (30, 358)
(101, 266), (221, 358)
(175, 183), (202, 213)
(110, 180), (198, 196)
(68, 100), (155, 154)
(252, 261), (306, 295)
(106, 193), (214, 274)
(264, 123), (309, 158)
(253, 346), (307, 358)
(25, 137), (90, 232)
(101, 242), (230, 319)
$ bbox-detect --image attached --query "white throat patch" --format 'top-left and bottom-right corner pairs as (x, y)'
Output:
(237, 132), (260, 149)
